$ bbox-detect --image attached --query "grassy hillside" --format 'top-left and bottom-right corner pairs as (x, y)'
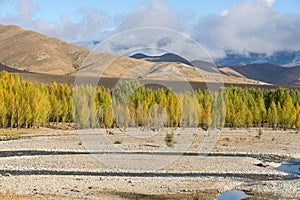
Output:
(0, 24), (89, 75)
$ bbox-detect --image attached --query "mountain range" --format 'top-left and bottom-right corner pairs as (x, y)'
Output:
(215, 50), (300, 67)
(76, 40), (300, 68)
(0, 24), (299, 87)
(130, 52), (300, 86)
(130, 53), (192, 66)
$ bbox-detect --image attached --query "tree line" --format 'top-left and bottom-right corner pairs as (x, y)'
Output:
(1, 71), (300, 130)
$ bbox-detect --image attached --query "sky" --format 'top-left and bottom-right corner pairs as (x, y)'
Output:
(0, 0), (300, 57)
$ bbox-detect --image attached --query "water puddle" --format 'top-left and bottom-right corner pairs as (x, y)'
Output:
(277, 158), (300, 177)
(218, 189), (252, 200)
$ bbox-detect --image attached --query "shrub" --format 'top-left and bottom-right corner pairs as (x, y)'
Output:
(114, 140), (122, 144)
(165, 131), (175, 147)
(255, 128), (263, 139)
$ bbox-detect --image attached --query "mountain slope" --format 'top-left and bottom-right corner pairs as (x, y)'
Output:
(0, 24), (268, 86)
(74, 52), (267, 85)
(0, 24), (89, 75)
(0, 63), (26, 73)
(220, 63), (300, 86)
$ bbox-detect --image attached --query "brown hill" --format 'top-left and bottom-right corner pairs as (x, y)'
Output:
(0, 24), (268, 86)
(73, 52), (267, 85)
(0, 24), (89, 75)
(219, 63), (300, 86)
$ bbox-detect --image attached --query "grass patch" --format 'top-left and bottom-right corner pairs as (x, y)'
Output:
(0, 128), (49, 136)
(0, 191), (44, 200)
(0, 127), (51, 141)
(255, 128), (263, 139)
(0, 130), (25, 141)
(114, 140), (122, 144)
(165, 131), (175, 147)
(0, 191), (91, 200)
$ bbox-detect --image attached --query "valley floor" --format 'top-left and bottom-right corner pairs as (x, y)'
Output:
(0, 128), (299, 199)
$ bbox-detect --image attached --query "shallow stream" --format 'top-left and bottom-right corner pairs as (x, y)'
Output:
(219, 158), (300, 200)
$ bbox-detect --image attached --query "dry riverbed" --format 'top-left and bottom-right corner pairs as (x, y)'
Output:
(0, 128), (299, 199)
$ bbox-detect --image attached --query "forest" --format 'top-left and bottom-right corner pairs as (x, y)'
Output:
(1, 71), (300, 130)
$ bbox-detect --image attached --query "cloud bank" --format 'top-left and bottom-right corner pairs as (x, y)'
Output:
(0, 0), (300, 57)
(193, 0), (300, 55)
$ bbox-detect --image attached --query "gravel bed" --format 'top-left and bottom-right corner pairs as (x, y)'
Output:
(0, 128), (299, 199)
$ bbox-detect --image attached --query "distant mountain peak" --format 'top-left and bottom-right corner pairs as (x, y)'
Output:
(130, 52), (192, 66)
(130, 53), (148, 59)
(74, 40), (101, 50)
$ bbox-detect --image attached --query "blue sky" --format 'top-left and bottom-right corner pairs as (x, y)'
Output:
(0, 0), (299, 55)
(2, 0), (238, 21)
(37, 0), (299, 19)
(1, 0), (299, 22)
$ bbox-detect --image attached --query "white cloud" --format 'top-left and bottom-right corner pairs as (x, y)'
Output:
(0, 0), (189, 42)
(0, 0), (111, 42)
(97, 28), (211, 61)
(220, 10), (229, 17)
(16, 0), (39, 20)
(42, 9), (111, 42)
(1, 0), (39, 26)
(192, 0), (300, 56)
(261, 0), (276, 7)
(116, 0), (190, 31)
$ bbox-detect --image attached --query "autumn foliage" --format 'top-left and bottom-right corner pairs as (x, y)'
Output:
(1, 71), (300, 130)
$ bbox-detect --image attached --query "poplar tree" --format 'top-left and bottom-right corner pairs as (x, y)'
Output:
(0, 87), (7, 129)
(281, 94), (296, 129)
(267, 101), (278, 129)
(166, 89), (181, 127)
(31, 84), (51, 127)
(202, 90), (212, 128)
(179, 92), (199, 128)
(295, 103), (300, 130)
(245, 109), (253, 128)
(95, 86), (113, 128)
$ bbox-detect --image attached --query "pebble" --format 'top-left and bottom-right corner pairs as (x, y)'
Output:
(4, 173), (11, 177)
